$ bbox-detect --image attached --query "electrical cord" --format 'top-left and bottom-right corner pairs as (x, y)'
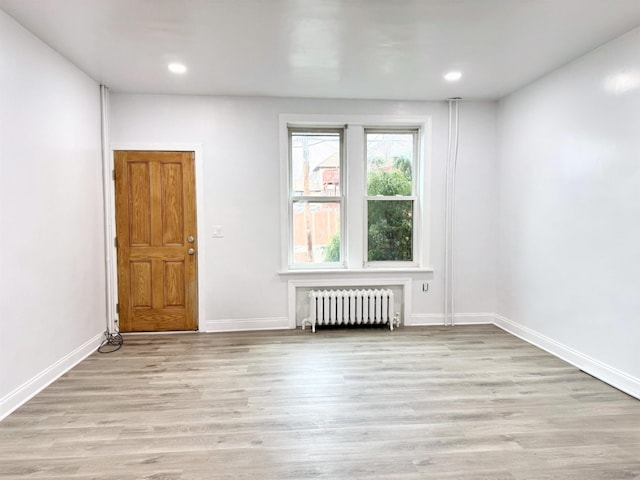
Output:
(98, 330), (124, 353)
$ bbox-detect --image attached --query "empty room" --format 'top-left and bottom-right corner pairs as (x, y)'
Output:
(1, 0), (639, 478)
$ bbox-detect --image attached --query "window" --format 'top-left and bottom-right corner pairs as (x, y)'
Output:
(282, 116), (429, 271)
(289, 128), (344, 267)
(365, 129), (418, 265)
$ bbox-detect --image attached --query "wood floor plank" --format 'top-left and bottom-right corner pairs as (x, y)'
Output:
(0, 325), (639, 479)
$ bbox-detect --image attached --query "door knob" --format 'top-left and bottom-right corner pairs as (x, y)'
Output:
(188, 248), (196, 255)
(187, 235), (195, 243)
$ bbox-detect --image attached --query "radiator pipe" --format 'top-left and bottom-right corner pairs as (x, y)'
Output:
(100, 85), (117, 334)
(444, 98), (461, 327)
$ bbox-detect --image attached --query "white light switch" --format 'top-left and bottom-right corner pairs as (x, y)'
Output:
(212, 225), (224, 238)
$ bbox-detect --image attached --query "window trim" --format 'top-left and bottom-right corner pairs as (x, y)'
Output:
(279, 114), (432, 274)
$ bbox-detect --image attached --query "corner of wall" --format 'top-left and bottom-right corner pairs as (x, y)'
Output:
(492, 314), (640, 400)
(0, 333), (104, 421)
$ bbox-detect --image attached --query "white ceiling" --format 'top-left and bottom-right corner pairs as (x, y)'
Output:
(2, 0), (640, 100)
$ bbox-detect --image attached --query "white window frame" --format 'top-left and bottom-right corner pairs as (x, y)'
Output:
(287, 126), (346, 270)
(364, 128), (420, 268)
(279, 114), (432, 274)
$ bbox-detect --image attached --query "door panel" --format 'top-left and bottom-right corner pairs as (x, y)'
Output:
(161, 163), (184, 246)
(115, 151), (197, 332)
(130, 261), (152, 309)
(128, 162), (152, 246)
(163, 261), (185, 307)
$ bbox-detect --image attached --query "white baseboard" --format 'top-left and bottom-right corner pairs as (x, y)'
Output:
(493, 314), (640, 400)
(204, 317), (290, 333)
(0, 332), (104, 421)
(407, 312), (495, 326)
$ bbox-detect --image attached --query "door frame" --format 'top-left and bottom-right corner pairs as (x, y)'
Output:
(105, 144), (206, 333)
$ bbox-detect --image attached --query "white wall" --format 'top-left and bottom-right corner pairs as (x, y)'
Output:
(109, 95), (497, 329)
(497, 28), (640, 390)
(0, 10), (106, 417)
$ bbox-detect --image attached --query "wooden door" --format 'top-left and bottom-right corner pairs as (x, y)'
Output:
(114, 151), (198, 332)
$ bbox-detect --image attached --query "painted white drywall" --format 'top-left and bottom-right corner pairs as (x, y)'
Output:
(109, 95), (498, 327)
(497, 28), (640, 379)
(0, 10), (106, 406)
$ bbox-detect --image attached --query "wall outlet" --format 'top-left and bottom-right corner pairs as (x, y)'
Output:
(212, 225), (224, 238)
(422, 282), (429, 292)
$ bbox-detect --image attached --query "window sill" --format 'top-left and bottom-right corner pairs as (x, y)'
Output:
(278, 267), (434, 275)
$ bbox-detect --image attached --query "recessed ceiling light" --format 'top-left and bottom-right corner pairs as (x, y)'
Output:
(168, 63), (187, 74)
(444, 71), (462, 82)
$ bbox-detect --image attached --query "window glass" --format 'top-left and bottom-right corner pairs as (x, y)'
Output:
(292, 201), (341, 264)
(291, 131), (341, 197)
(366, 132), (414, 196)
(367, 200), (413, 262)
(285, 122), (423, 269)
(365, 130), (416, 263)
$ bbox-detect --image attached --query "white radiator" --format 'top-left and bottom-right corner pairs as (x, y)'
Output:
(302, 289), (400, 332)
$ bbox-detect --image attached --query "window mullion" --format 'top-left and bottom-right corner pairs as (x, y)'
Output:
(346, 124), (365, 268)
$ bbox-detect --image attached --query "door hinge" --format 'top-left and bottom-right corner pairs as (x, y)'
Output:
(112, 169), (116, 180)
(114, 236), (117, 248)
(116, 303), (119, 313)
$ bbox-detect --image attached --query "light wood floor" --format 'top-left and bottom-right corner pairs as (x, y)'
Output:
(1, 325), (639, 479)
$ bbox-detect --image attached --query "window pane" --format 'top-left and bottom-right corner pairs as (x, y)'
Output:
(367, 200), (413, 262)
(291, 131), (341, 197)
(366, 132), (414, 196)
(292, 202), (341, 264)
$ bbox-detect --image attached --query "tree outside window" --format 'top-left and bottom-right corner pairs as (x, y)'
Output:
(365, 131), (417, 263)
